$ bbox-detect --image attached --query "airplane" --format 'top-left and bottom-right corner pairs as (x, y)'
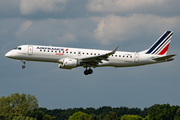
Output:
(5, 31), (176, 75)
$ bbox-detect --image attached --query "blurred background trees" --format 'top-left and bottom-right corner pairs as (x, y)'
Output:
(1, 93), (180, 120)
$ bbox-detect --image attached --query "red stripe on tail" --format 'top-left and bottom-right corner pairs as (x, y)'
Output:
(158, 43), (170, 55)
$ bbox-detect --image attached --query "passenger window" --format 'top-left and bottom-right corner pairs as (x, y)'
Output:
(94, 53), (96, 55)
(130, 56), (132, 58)
(119, 55), (121, 57)
(55, 51), (57, 53)
(74, 52), (76, 54)
(70, 52), (72, 54)
(87, 53), (88, 55)
(59, 51), (61, 53)
(127, 56), (128, 58)
(91, 53), (92, 55)
(115, 55), (117, 57)
(51, 50), (53, 52)
(48, 50), (49, 52)
(44, 50), (46, 52)
(123, 55), (124, 57)
(66, 51), (68, 53)
(40, 50), (42, 51)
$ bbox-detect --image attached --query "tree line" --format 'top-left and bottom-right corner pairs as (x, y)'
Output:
(40, 104), (180, 120)
(0, 93), (180, 120)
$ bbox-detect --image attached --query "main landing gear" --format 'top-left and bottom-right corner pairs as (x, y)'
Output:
(21, 60), (26, 69)
(84, 66), (93, 75)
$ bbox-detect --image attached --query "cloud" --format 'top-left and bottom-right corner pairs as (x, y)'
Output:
(16, 20), (32, 38)
(12, 18), (96, 46)
(20, 0), (67, 15)
(86, 0), (179, 16)
(87, 0), (161, 12)
(57, 33), (77, 43)
(92, 14), (180, 45)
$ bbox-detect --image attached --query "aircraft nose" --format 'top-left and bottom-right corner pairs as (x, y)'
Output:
(5, 52), (11, 58)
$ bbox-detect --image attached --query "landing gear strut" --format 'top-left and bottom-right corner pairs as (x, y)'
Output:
(84, 65), (93, 75)
(21, 60), (26, 69)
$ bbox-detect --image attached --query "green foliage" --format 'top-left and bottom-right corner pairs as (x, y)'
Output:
(103, 112), (119, 120)
(121, 114), (144, 120)
(28, 110), (55, 120)
(12, 116), (36, 120)
(0, 93), (54, 120)
(148, 103), (179, 120)
(90, 114), (101, 120)
(174, 108), (180, 120)
(0, 93), (38, 118)
(144, 115), (149, 120)
(1, 93), (180, 120)
(68, 111), (92, 120)
(40, 106), (147, 120)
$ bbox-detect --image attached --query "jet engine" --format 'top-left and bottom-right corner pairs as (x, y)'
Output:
(58, 58), (80, 69)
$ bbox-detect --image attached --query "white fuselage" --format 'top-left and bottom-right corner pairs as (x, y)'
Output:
(5, 45), (162, 68)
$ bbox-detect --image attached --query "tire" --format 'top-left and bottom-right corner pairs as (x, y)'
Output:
(88, 69), (93, 74)
(84, 70), (89, 75)
(22, 65), (25, 69)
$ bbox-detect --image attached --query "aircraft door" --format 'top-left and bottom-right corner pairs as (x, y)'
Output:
(134, 52), (139, 63)
(28, 46), (33, 55)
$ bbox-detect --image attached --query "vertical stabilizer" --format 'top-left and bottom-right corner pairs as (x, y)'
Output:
(145, 31), (173, 55)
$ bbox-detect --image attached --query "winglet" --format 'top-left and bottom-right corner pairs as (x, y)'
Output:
(107, 45), (119, 55)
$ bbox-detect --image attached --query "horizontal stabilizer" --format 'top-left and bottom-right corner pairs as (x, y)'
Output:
(153, 54), (176, 61)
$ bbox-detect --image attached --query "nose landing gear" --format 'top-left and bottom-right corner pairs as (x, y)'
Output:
(21, 60), (26, 69)
(22, 65), (25, 69)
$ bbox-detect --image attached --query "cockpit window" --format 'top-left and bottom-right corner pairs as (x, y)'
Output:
(18, 47), (21, 50)
(13, 47), (21, 50)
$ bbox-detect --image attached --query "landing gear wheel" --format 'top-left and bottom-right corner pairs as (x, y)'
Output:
(84, 64), (93, 75)
(88, 69), (93, 74)
(84, 70), (89, 75)
(21, 60), (26, 69)
(22, 65), (25, 69)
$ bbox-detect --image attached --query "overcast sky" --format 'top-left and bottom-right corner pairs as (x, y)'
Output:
(0, 0), (180, 110)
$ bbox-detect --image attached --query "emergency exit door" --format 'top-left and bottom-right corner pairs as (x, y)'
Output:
(134, 52), (139, 63)
(28, 46), (33, 55)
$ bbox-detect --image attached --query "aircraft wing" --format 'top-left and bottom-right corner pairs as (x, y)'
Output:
(153, 54), (176, 61)
(79, 46), (119, 66)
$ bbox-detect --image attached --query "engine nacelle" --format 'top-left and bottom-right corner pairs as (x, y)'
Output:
(58, 58), (79, 69)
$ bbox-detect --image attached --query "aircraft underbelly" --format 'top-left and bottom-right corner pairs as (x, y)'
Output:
(98, 59), (135, 67)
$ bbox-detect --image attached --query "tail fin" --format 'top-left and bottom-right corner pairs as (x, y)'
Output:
(145, 31), (173, 55)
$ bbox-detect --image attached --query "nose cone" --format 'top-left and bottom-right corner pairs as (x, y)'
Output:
(5, 52), (11, 58)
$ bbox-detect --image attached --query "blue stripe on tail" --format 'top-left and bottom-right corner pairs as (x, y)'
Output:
(146, 31), (171, 54)
(151, 33), (172, 54)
